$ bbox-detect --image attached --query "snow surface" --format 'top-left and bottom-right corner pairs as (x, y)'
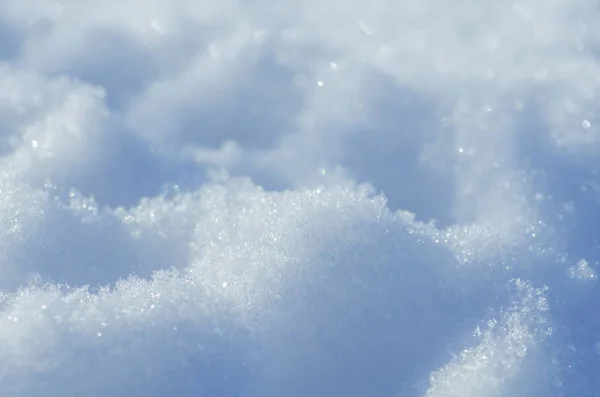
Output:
(0, 0), (599, 395)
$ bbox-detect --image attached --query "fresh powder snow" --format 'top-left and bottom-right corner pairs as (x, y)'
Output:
(0, 0), (598, 396)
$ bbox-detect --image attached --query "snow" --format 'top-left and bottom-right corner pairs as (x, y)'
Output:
(0, 0), (599, 395)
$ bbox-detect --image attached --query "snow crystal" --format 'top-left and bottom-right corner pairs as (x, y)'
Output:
(0, 0), (599, 395)
(568, 259), (597, 281)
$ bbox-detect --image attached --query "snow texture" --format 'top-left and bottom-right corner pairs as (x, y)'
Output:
(0, 0), (599, 395)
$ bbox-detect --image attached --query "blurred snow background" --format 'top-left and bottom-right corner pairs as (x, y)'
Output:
(0, 0), (599, 395)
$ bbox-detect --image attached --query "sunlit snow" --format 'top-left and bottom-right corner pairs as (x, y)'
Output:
(0, 0), (599, 395)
